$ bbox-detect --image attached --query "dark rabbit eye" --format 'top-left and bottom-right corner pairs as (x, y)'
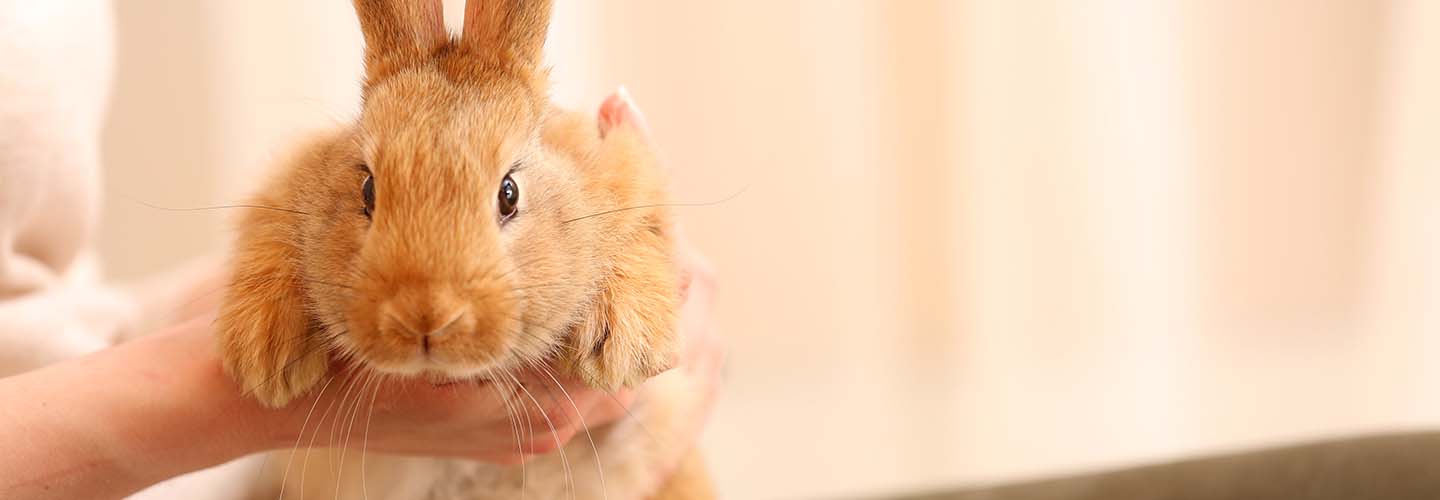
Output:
(361, 174), (375, 218)
(498, 174), (519, 220)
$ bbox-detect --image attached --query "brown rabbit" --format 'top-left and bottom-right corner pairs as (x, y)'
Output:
(215, 0), (711, 498)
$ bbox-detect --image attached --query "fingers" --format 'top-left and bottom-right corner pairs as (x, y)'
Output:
(509, 366), (634, 429)
(470, 376), (636, 464)
(288, 360), (644, 464)
(581, 387), (637, 425)
(672, 226), (720, 371)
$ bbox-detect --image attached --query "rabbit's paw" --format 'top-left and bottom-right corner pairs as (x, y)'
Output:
(216, 291), (327, 408)
(568, 277), (679, 391)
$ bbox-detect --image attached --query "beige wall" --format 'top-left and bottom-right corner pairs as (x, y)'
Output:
(99, 1), (1440, 499)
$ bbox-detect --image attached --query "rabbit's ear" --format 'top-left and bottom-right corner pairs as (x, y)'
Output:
(353, 0), (446, 83)
(461, 0), (552, 69)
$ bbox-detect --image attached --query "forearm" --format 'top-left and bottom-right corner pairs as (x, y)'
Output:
(0, 322), (282, 499)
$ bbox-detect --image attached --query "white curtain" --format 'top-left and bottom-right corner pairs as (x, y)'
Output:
(99, 1), (1440, 498)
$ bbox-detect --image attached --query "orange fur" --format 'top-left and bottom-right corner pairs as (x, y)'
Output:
(217, 0), (672, 403)
(650, 452), (714, 500)
(217, 0), (708, 497)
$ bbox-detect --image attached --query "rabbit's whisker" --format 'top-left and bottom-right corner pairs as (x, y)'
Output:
(297, 372), (362, 498)
(497, 254), (552, 282)
(330, 371), (360, 494)
(507, 317), (664, 446)
(533, 362), (610, 500)
(497, 313), (574, 364)
(334, 371), (378, 499)
(127, 197), (313, 217)
(561, 187), (747, 224)
(463, 255), (515, 291)
(359, 372), (384, 500)
(520, 379), (537, 491)
(274, 375), (335, 500)
(177, 284), (229, 315)
(489, 378), (528, 499)
(509, 372), (577, 500)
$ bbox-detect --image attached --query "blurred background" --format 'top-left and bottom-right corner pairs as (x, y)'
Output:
(97, 1), (1440, 499)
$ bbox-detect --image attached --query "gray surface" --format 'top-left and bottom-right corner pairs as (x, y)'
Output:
(878, 432), (1440, 500)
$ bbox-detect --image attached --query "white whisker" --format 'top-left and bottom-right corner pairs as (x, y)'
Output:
(300, 373), (362, 498)
(489, 379), (528, 499)
(335, 371), (378, 499)
(360, 373), (384, 500)
(276, 375), (335, 500)
(534, 362), (609, 500)
(509, 372), (576, 500)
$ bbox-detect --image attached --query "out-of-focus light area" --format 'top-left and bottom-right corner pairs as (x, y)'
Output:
(98, 1), (1440, 499)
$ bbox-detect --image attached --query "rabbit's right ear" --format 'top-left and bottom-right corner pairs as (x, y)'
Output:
(461, 0), (553, 70)
(353, 0), (446, 85)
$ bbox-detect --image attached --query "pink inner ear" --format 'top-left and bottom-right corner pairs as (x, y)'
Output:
(597, 87), (652, 140)
(597, 91), (630, 138)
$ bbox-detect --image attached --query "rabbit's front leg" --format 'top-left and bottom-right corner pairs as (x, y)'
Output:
(566, 101), (680, 390)
(569, 231), (680, 390)
(216, 198), (327, 408)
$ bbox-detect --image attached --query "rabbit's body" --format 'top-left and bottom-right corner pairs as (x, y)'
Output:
(217, 1), (711, 498)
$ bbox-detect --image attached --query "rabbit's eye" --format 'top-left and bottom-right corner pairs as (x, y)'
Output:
(361, 174), (375, 218)
(498, 174), (519, 221)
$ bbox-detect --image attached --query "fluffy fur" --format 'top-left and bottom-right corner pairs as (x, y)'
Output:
(216, 0), (709, 498)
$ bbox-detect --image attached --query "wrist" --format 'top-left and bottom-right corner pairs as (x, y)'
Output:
(98, 321), (290, 480)
(176, 331), (294, 454)
(0, 322), (287, 499)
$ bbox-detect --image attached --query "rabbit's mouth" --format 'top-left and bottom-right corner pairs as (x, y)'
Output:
(390, 354), (516, 378)
(331, 320), (575, 394)
(346, 342), (522, 379)
(327, 317), (532, 382)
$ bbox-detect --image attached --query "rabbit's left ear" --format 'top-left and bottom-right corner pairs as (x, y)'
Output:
(353, 0), (446, 85)
(461, 0), (553, 70)
(598, 87), (652, 139)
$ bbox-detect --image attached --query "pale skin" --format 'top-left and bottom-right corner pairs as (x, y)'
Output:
(0, 232), (721, 500)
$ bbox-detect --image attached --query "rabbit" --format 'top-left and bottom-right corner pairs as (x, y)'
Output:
(215, 0), (712, 498)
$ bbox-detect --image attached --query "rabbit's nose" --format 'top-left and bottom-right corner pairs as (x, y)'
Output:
(384, 309), (466, 337)
(381, 307), (472, 353)
(377, 289), (473, 349)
